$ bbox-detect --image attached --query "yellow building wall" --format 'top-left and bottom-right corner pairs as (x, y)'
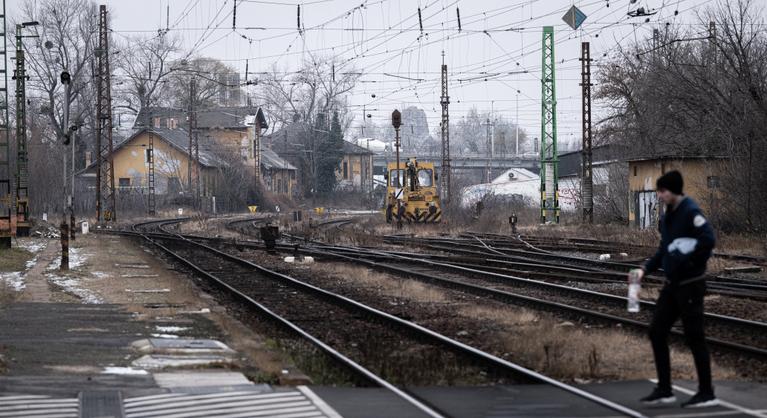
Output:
(337, 154), (373, 190)
(628, 159), (724, 223)
(111, 131), (214, 194)
(264, 169), (296, 196)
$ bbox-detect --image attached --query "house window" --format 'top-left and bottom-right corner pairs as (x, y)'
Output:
(277, 179), (283, 194)
(153, 117), (161, 128)
(119, 178), (131, 189)
(145, 148), (152, 163)
(707, 176), (720, 189)
(343, 161), (348, 179)
(166, 118), (177, 129)
(633, 166), (637, 176)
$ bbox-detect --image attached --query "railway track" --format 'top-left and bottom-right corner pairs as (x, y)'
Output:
(210, 218), (767, 356)
(468, 231), (767, 265)
(289, 243), (767, 359)
(381, 235), (767, 300)
(125, 219), (646, 418)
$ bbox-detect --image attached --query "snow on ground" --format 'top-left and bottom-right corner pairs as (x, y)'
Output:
(45, 246), (103, 304)
(0, 272), (25, 291)
(1, 239), (48, 291)
(46, 274), (103, 304)
(92, 271), (111, 279)
(102, 367), (149, 375)
(155, 326), (190, 333)
(47, 247), (89, 271)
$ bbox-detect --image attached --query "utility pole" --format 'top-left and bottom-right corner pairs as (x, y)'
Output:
(439, 51), (451, 206)
(515, 90), (520, 156)
(95, 5), (115, 222)
(187, 76), (199, 209)
(0, 1), (12, 247)
(484, 118), (493, 183)
(540, 26), (559, 224)
(392, 109), (402, 213)
(13, 23), (33, 236)
(580, 41), (593, 224)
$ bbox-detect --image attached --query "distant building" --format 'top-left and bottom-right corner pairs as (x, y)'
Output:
(557, 144), (626, 211)
(259, 146), (297, 197)
(77, 127), (224, 198)
(337, 140), (374, 193)
(460, 168), (541, 208)
(133, 106), (296, 197)
(627, 156), (726, 228)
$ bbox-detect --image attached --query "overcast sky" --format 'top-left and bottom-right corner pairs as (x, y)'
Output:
(7, 0), (718, 147)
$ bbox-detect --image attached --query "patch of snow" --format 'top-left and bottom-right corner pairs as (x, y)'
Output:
(151, 333), (180, 339)
(102, 367), (149, 375)
(0, 271), (25, 291)
(19, 240), (47, 254)
(155, 326), (190, 333)
(92, 271), (111, 279)
(47, 247), (89, 271)
(46, 274), (103, 304)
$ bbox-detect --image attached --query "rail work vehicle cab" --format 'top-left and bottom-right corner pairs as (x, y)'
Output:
(385, 158), (442, 223)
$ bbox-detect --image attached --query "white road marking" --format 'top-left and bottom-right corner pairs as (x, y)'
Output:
(650, 380), (767, 418)
(297, 386), (344, 418)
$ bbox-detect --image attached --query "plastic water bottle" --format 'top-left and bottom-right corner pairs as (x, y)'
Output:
(628, 269), (642, 313)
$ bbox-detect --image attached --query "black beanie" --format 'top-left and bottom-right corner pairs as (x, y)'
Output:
(657, 170), (683, 195)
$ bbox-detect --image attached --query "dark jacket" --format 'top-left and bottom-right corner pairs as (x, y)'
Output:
(643, 197), (716, 283)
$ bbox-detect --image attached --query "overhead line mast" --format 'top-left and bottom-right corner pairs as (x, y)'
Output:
(0, 0), (12, 247)
(13, 22), (30, 236)
(95, 4), (116, 222)
(540, 26), (559, 224)
(580, 41), (593, 224)
(440, 51), (451, 207)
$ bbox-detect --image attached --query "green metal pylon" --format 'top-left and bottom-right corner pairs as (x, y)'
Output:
(540, 26), (559, 224)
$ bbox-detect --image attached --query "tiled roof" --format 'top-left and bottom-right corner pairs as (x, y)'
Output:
(134, 106), (257, 130)
(260, 146), (297, 171)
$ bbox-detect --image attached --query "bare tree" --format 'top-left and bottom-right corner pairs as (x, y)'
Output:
(115, 34), (180, 113)
(166, 57), (241, 109)
(18, 0), (98, 143)
(596, 0), (767, 231)
(258, 56), (359, 133)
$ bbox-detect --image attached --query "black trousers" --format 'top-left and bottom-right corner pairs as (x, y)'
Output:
(649, 280), (713, 395)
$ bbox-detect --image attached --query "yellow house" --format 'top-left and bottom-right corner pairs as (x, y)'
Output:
(337, 140), (374, 193)
(79, 127), (222, 197)
(135, 107), (297, 197)
(628, 156), (726, 228)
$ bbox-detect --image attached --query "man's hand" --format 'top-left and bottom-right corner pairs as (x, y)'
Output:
(628, 268), (645, 283)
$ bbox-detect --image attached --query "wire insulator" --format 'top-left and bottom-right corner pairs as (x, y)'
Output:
(297, 4), (302, 35)
(417, 7), (423, 35)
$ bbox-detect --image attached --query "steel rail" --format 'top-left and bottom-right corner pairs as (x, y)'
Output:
(127, 220), (647, 418)
(132, 224), (448, 418)
(296, 244), (767, 357)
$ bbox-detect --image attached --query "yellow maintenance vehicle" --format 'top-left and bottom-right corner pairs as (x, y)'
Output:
(384, 158), (442, 223)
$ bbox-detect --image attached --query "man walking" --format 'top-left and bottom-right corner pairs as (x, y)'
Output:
(632, 170), (718, 408)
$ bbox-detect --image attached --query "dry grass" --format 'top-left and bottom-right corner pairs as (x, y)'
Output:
(0, 282), (17, 305)
(0, 248), (33, 272)
(317, 262), (738, 382)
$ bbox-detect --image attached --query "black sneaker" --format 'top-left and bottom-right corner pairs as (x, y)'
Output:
(681, 392), (719, 408)
(640, 387), (676, 405)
